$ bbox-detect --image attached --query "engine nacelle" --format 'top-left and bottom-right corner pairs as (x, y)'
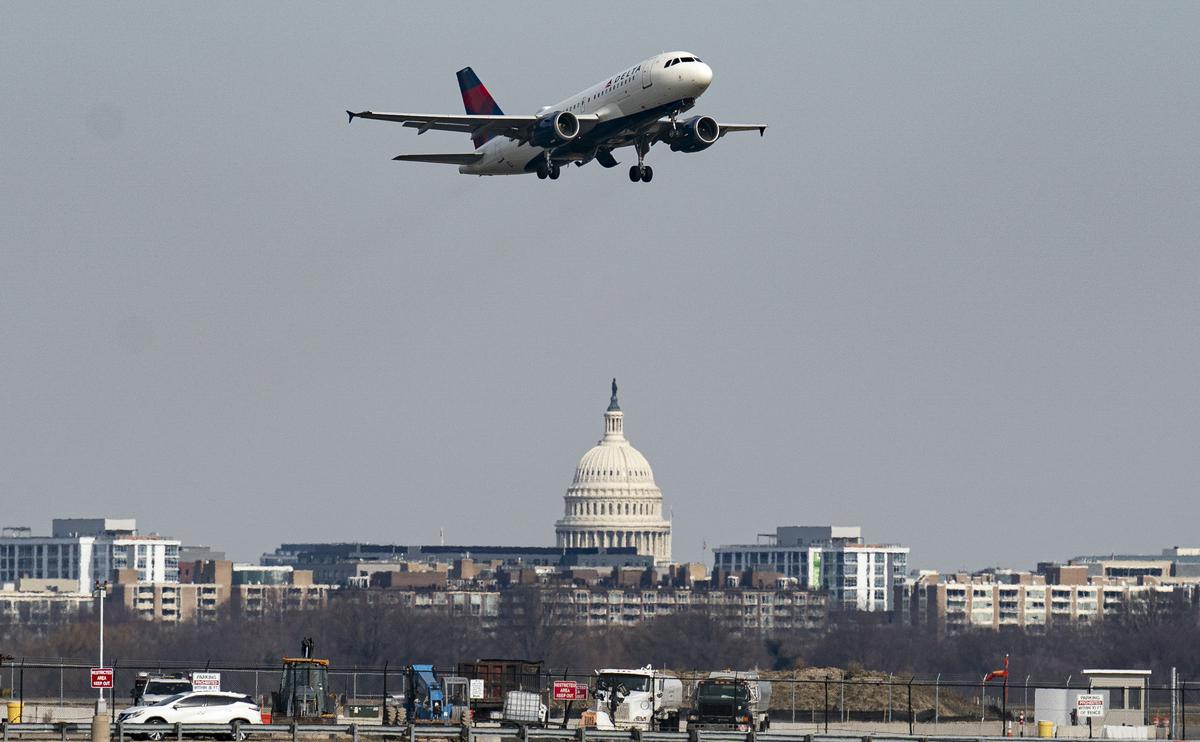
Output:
(530, 111), (580, 148)
(667, 115), (720, 153)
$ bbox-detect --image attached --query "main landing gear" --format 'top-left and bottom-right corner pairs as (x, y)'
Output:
(536, 152), (561, 180)
(628, 137), (653, 183)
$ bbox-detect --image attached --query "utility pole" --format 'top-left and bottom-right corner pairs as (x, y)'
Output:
(92, 581), (110, 742)
(1170, 667), (1178, 740)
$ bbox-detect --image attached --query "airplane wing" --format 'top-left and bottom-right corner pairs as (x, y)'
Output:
(347, 110), (600, 144)
(392, 153), (483, 165)
(639, 119), (767, 141)
(714, 123), (768, 137)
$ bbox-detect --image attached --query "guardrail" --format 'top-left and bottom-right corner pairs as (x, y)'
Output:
(0, 722), (1049, 742)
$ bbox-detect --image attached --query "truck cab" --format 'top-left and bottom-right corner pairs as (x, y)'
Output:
(688, 672), (772, 732)
(132, 674), (193, 706)
(590, 666), (683, 731)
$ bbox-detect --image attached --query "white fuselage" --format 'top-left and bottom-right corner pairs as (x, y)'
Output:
(460, 52), (713, 175)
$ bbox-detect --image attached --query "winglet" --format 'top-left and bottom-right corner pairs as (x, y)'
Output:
(346, 110), (356, 124)
(759, 126), (766, 136)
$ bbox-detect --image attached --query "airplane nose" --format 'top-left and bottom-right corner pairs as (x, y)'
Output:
(693, 63), (713, 92)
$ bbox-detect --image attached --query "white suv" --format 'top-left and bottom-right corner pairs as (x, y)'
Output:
(118, 691), (262, 740)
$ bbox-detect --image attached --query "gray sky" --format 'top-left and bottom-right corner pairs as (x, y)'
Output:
(3, 3), (1198, 571)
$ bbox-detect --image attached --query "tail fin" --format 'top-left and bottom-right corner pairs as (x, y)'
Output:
(456, 66), (503, 148)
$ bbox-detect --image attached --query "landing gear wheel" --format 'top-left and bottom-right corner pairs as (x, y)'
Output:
(536, 164), (549, 179)
(641, 165), (653, 182)
(629, 165), (641, 182)
(549, 163), (561, 180)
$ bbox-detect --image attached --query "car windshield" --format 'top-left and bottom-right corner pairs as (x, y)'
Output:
(153, 694), (187, 707)
(597, 673), (650, 694)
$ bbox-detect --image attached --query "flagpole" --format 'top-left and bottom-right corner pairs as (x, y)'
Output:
(1003, 655), (1009, 734)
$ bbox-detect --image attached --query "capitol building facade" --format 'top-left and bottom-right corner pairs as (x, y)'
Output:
(555, 381), (672, 565)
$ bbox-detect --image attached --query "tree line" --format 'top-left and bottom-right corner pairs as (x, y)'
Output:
(2, 587), (1198, 694)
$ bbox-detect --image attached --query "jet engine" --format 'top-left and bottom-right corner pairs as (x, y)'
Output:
(667, 115), (720, 153)
(530, 111), (580, 148)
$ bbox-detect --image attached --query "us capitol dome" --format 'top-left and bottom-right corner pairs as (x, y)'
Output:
(555, 380), (672, 565)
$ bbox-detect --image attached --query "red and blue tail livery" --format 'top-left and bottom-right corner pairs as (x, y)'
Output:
(348, 52), (766, 182)
(457, 67), (503, 147)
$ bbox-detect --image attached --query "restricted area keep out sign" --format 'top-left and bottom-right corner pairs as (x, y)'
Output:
(91, 667), (114, 689)
(552, 681), (588, 701)
(1076, 694), (1105, 718)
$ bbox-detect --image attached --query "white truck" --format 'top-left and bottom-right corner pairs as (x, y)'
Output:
(590, 666), (685, 731)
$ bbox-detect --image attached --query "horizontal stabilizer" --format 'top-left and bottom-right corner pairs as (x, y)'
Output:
(392, 153), (483, 165)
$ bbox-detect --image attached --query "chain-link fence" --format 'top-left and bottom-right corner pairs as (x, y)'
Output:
(0, 659), (1195, 738)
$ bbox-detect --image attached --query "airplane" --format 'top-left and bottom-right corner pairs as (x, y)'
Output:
(346, 52), (766, 183)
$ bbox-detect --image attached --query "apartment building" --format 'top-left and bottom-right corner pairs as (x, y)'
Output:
(0, 519), (180, 593)
(536, 586), (829, 630)
(713, 525), (909, 611)
(896, 573), (1198, 635)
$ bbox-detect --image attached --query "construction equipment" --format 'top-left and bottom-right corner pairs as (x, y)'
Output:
(687, 671), (773, 731)
(402, 664), (469, 723)
(271, 639), (336, 723)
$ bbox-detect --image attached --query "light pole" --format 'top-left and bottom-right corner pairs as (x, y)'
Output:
(94, 580), (109, 713)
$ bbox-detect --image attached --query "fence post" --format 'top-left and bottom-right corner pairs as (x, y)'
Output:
(824, 676), (830, 733)
(351, 723), (358, 742)
(116, 721), (123, 742)
(934, 674), (941, 728)
(887, 676), (893, 723)
(291, 721), (298, 742)
(791, 676), (795, 724)
(840, 675), (845, 723)
(1181, 678), (1187, 740)
(175, 722), (182, 742)
(907, 678), (914, 735)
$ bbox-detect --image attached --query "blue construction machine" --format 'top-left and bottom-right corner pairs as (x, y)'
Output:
(402, 664), (469, 724)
